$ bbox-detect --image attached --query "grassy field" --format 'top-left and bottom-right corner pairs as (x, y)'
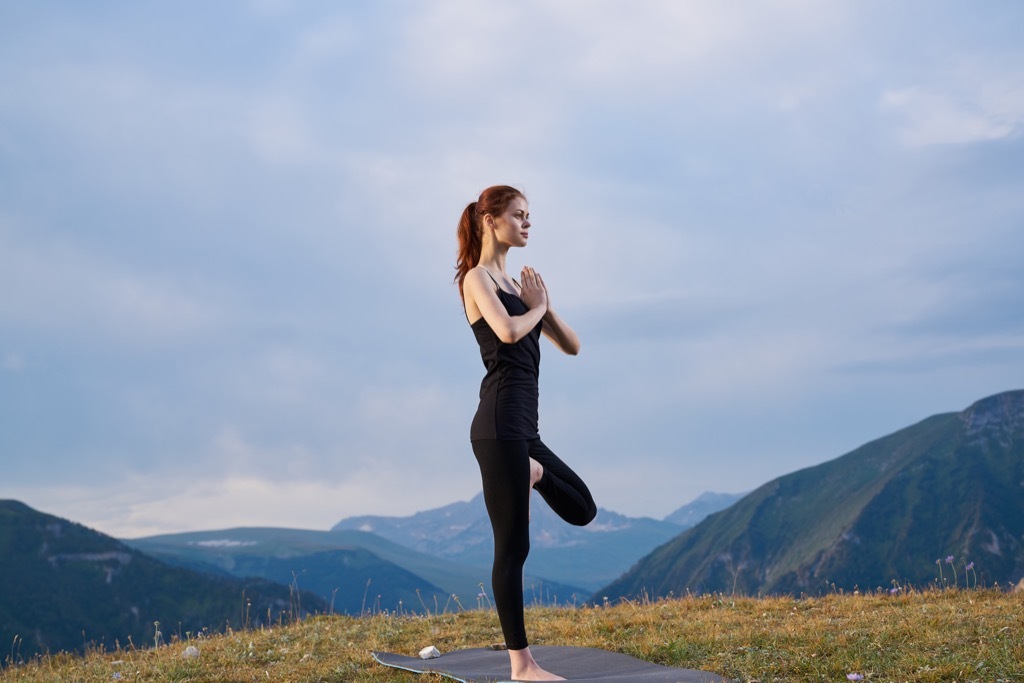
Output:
(3, 588), (1021, 682)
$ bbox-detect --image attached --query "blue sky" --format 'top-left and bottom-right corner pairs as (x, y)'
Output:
(2, 1), (1022, 538)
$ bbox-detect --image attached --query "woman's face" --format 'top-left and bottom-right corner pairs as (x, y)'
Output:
(488, 196), (531, 248)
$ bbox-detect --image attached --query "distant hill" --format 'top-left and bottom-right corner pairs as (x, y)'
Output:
(127, 526), (586, 610)
(664, 491), (746, 527)
(0, 501), (324, 658)
(131, 532), (447, 615)
(597, 390), (1024, 600)
(332, 493), (697, 591)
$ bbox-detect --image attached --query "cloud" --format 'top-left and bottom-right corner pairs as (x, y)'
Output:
(3, 473), (417, 539)
(0, 222), (217, 345)
(880, 63), (1024, 146)
(2, 62), (235, 192)
(402, 0), (853, 96)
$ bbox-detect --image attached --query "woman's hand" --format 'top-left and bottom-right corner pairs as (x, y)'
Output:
(519, 266), (548, 312)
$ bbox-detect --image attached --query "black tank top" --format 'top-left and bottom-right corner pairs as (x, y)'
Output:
(469, 271), (543, 441)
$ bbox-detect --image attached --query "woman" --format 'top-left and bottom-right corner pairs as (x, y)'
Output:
(455, 185), (597, 681)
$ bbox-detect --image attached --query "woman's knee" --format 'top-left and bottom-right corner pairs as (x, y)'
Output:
(566, 502), (597, 527)
(494, 538), (530, 569)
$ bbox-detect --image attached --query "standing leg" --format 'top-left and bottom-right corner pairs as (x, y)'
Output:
(472, 439), (532, 650)
(473, 439), (565, 681)
(528, 438), (597, 527)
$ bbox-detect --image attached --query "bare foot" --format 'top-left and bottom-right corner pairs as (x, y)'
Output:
(509, 646), (564, 681)
(529, 457), (544, 488)
(511, 665), (565, 681)
(528, 458), (544, 522)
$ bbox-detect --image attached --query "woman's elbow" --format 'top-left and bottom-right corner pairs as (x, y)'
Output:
(563, 339), (581, 356)
(496, 326), (521, 345)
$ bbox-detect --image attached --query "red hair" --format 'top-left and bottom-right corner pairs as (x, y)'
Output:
(454, 185), (526, 301)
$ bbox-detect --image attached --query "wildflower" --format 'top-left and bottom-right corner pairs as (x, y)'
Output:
(965, 561), (977, 589)
(847, 674), (864, 681)
(945, 555), (954, 565)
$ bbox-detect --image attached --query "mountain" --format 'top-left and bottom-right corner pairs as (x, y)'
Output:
(127, 526), (585, 610)
(597, 390), (1024, 600)
(128, 529), (447, 614)
(0, 500), (324, 658)
(335, 496), (488, 556)
(664, 491), (746, 527)
(333, 493), (690, 591)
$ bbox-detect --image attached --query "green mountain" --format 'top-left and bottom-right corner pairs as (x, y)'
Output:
(597, 390), (1024, 600)
(0, 501), (325, 659)
(127, 526), (587, 610)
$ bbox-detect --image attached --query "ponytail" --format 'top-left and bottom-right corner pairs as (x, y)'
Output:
(454, 201), (481, 301)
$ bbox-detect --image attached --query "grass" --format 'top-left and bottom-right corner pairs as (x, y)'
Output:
(3, 588), (1022, 682)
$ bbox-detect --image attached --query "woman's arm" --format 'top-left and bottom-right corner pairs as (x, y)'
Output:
(535, 272), (581, 355)
(464, 267), (547, 344)
(542, 308), (581, 355)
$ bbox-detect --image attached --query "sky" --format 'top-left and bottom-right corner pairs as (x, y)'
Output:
(1, 1), (1023, 539)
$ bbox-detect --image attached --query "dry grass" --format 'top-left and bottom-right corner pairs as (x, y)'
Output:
(3, 588), (1022, 682)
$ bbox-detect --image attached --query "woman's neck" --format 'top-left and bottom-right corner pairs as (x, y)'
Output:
(477, 241), (509, 276)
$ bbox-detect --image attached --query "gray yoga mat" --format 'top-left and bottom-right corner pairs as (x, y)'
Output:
(372, 645), (732, 682)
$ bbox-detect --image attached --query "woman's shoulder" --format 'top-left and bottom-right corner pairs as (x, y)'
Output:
(465, 265), (498, 290)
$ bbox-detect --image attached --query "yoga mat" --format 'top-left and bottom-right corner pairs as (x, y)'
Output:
(372, 645), (732, 682)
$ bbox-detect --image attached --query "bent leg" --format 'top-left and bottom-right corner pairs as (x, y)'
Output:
(528, 438), (597, 527)
(472, 438), (531, 650)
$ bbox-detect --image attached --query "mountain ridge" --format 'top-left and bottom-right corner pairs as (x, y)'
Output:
(331, 492), (740, 590)
(664, 492), (746, 527)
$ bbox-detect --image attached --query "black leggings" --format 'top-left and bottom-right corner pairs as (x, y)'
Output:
(472, 438), (597, 650)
